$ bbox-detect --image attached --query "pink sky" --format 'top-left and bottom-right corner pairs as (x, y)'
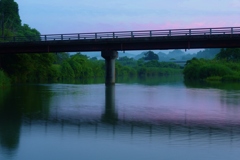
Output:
(15, 0), (240, 34)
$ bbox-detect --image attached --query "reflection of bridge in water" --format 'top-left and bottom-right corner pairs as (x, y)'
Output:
(1, 85), (240, 155)
(23, 86), (240, 140)
(25, 115), (240, 140)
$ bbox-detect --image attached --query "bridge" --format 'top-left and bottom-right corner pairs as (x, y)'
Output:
(1, 26), (240, 85)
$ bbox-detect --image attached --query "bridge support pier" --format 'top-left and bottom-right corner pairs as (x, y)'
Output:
(101, 50), (118, 85)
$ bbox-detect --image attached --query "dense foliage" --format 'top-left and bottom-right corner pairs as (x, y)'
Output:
(48, 55), (182, 82)
(0, 0), (21, 38)
(0, 0), (54, 83)
(49, 53), (105, 81)
(117, 57), (182, 77)
(0, 70), (10, 88)
(183, 48), (240, 82)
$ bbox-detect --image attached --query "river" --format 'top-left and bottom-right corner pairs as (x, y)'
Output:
(0, 75), (240, 160)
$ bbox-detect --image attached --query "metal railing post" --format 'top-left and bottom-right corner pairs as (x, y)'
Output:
(131, 31), (134, 38)
(169, 30), (171, 36)
(44, 35), (47, 41)
(95, 33), (97, 40)
(231, 27), (233, 34)
(61, 34), (63, 40)
(113, 32), (115, 38)
(78, 34), (80, 40)
(189, 29), (191, 36)
(210, 28), (212, 35)
(150, 31), (152, 37)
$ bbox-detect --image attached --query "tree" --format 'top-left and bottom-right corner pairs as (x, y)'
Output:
(17, 24), (40, 41)
(144, 51), (159, 61)
(61, 61), (75, 79)
(117, 56), (137, 67)
(196, 49), (220, 59)
(216, 48), (240, 62)
(0, 0), (21, 37)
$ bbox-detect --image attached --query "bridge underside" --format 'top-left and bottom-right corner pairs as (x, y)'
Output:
(0, 34), (240, 54)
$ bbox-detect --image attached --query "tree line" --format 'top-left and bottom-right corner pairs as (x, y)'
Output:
(49, 53), (182, 82)
(183, 48), (240, 82)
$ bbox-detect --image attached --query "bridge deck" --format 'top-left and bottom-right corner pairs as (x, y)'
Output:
(0, 27), (240, 54)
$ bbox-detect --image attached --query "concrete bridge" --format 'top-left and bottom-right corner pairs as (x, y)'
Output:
(1, 26), (240, 84)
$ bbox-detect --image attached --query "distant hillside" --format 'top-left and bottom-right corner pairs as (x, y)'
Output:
(118, 52), (136, 58)
(157, 52), (168, 61)
(133, 49), (220, 61)
(80, 51), (135, 60)
(79, 49), (220, 61)
(134, 52), (145, 60)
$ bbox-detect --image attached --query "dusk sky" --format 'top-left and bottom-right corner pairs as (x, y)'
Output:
(15, 0), (240, 35)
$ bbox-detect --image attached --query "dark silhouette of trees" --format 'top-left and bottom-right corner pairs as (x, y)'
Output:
(216, 48), (240, 62)
(144, 51), (159, 60)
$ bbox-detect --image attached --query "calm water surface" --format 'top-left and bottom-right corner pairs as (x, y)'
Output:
(0, 76), (240, 160)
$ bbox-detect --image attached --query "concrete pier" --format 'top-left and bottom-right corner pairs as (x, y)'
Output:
(101, 50), (118, 85)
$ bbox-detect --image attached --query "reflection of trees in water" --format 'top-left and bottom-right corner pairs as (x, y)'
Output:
(220, 91), (240, 107)
(184, 80), (240, 107)
(117, 75), (183, 86)
(0, 119), (21, 156)
(0, 85), (52, 155)
(184, 80), (240, 90)
(0, 88), (21, 155)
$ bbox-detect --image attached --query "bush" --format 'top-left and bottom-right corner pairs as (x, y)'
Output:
(198, 64), (232, 79)
(49, 64), (61, 81)
(0, 70), (11, 87)
(183, 58), (205, 80)
(183, 57), (240, 82)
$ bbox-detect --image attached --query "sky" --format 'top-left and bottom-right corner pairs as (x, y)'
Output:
(15, 0), (240, 35)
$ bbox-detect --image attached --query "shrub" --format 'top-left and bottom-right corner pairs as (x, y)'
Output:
(0, 70), (11, 87)
(198, 64), (232, 79)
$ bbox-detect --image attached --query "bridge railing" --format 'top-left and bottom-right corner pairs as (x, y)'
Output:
(1, 27), (240, 43)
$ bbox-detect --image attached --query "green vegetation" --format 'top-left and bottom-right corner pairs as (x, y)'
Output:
(183, 48), (240, 82)
(48, 52), (105, 82)
(135, 59), (182, 77)
(48, 55), (182, 82)
(116, 56), (182, 77)
(0, 0), (50, 84)
(0, 70), (10, 88)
